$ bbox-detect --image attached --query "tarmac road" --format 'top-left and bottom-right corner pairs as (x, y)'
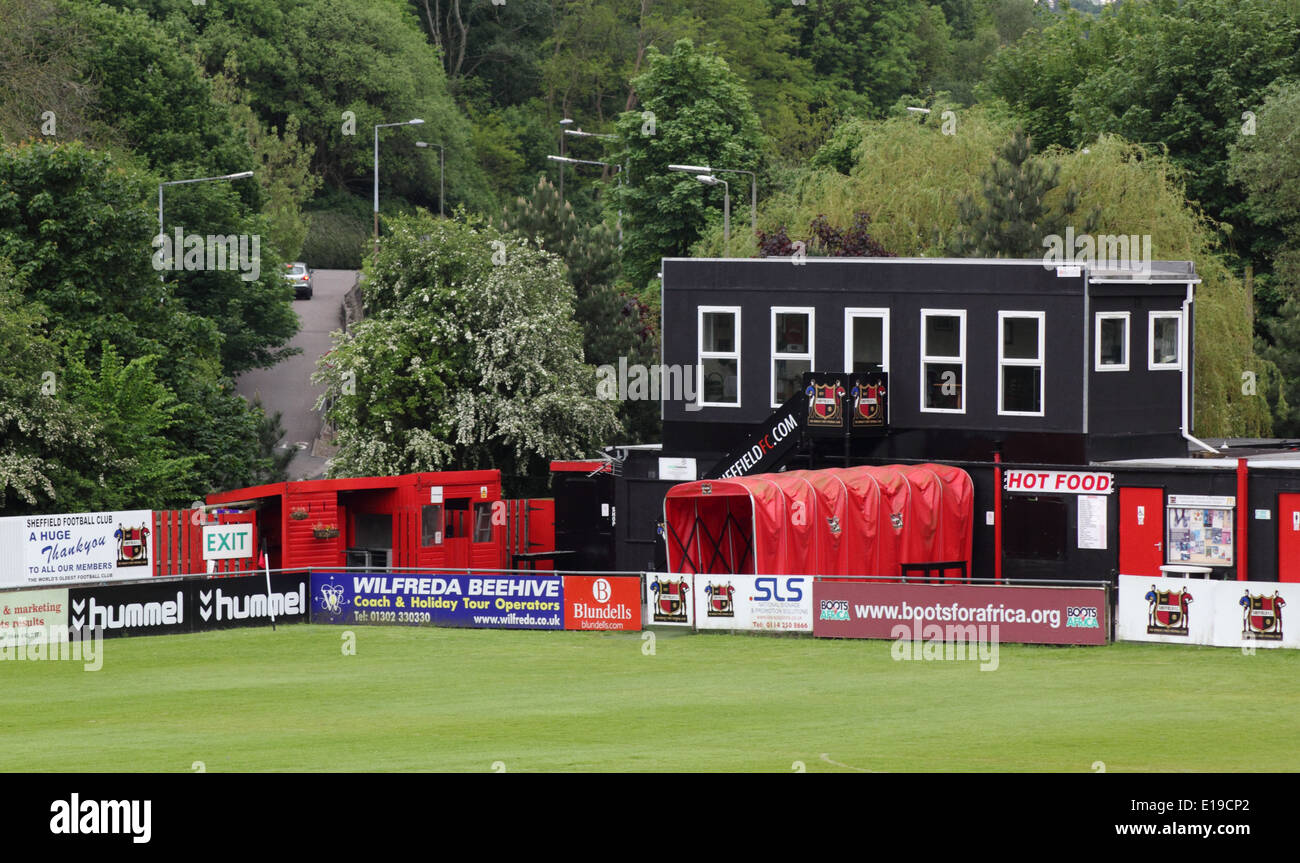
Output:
(236, 268), (357, 480)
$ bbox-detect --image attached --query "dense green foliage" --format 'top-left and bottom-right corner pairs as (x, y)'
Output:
(3, 0), (1300, 511)
(314, 214), (619, 488)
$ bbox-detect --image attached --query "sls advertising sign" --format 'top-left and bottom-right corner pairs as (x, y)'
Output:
(0, 510), (153, 589)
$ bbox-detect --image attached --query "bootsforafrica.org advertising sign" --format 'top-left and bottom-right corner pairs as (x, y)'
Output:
(310, 572), (563, 630)
(692, 575), (813, 633)
(0, 510), (154, 589)
(1117, 574), (1299, 649)
(812, 581), (1108, 645)
(562, 575), (642, 631)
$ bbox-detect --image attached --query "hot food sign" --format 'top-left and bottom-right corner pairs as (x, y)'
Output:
(1003, 470), (1114, 495)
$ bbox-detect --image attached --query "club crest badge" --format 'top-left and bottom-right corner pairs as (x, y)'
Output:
(1145, 585), (1192, 636)
(705, 581), (735, 618)
(650, 577), (690, 623)
(805, 380), (846, 428)
(114, 523), (150, 567)
(1240, 590), (1285, 641)
(890, 512), (903, 530)
(827, 515), (842, 535)
(851, 377), (887, 428)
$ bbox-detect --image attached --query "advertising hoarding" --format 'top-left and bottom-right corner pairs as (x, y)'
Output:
(812, 581), (1108, 645)
(1117, 575), (1298, 649)
(562, 576), (641, 631)
(691, 575), (813, 633)
(310, 572), (563, 630)
(0, 510), (154, 589)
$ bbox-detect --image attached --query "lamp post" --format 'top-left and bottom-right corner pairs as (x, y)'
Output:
(415, 141), (445, 218)
(547, 155), (622, 244)
(558, 118), (574, 205)
(373, 118), (424, 254)
(695, 174), (729, 256)
(157, 170), (254, 280)
(669, 164), (755, 238)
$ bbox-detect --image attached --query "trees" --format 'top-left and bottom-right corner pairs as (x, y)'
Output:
(945, 128), (1094, 258)
(315, 213), (620, 485)
(614, 39), (763, 291)
(1230, 79), (1300, 434)
(0, 141), (287, 513)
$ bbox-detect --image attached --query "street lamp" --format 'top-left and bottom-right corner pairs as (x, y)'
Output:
(669, 163), (755, 238)
(415, 141), (445, 218)
(558, 118), (574, 205)
(547, 155), (623, 244)
(564, 128), (618, 142)
(696, 174), (729, 256)
(157, 170), (255, 280)
(373, 118), (424, 254)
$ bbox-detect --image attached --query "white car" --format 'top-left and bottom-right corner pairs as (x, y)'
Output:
(284, 262), (312, 299)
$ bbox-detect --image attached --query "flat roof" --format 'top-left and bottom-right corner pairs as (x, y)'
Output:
(662, 256), (1198, 282)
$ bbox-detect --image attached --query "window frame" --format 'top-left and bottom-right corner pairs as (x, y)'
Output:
(770, 306), (815, 408)
(919, 308), (967, 415)
(1094, 311), (1130, 372)
(697, 305), (742, 408)
(997, 311), (1046, 417)
(1148, 311), (1183, 371)
(843, 307), (891, 375)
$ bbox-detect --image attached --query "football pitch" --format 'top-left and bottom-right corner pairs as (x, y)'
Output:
(2, 625), (1297, 772)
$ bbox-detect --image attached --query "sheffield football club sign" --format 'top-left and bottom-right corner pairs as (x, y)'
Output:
(1241, 591), (1285, 642)
(1145, 585), (1192, 637)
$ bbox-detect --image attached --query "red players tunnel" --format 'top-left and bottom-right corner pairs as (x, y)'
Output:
(663, 464), (973, 579)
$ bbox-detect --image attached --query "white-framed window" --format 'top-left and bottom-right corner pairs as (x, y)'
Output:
(771, 307), (814, 407)
(844, 308), (890, 374)
(1094, 312), (1130, 372)
(998, 311), (1045, 417)
(1149, 311), (1182, 370)
(698, 306), (741, 407)
(920, 309), (966, 413)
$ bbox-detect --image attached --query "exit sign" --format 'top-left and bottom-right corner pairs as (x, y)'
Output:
(203, 523), (255, 561)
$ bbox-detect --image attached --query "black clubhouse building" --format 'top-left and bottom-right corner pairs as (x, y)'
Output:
(551, 257), (1300, 585)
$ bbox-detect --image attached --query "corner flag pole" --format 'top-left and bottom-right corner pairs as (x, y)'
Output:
(261, 539), (277, 631)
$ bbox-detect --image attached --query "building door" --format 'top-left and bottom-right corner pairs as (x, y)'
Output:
(1279, 494), (1300, 583)
(442, 498), (471, 569)
(1119, 487), (1163, 576)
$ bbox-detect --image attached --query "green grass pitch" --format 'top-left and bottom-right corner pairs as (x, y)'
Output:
(2, 625), (1297, 772)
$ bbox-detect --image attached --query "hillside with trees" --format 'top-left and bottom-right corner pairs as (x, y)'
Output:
(1, 0), (1298, 513)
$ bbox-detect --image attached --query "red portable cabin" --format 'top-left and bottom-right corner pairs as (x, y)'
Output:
(663, 464), (973, 579)
(205, 470), (553, 573)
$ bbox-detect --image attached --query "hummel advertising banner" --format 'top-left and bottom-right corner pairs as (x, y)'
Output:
(0, 510), (154, 589)
(1117, 574), (1299, 649)
(68, 582), (189, 640)
(310, 572), (564, 630)
(692, 575), (814, 633)
(193, 573), (310, 631)
(812, 581), (1108, 645)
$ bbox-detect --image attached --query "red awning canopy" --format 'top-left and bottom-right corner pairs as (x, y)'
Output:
(664, 464), (973, 578)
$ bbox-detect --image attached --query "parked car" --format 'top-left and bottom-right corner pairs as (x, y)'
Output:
(285, 262), (312, 299)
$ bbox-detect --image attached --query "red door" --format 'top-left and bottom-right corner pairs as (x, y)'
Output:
(1279, 494), (1300, 583)
(1119, 487), (1164, 577)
